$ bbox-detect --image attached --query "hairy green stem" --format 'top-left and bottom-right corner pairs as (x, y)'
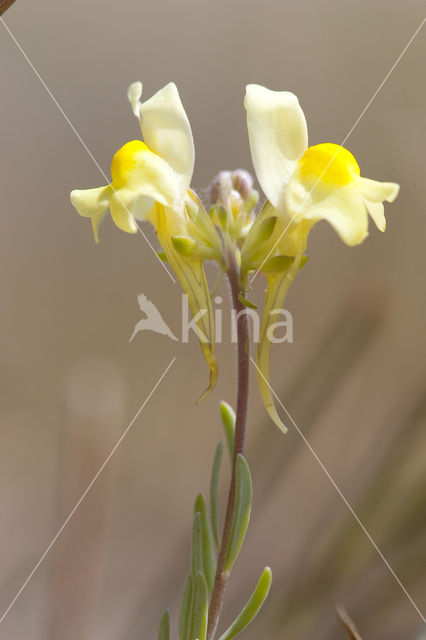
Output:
(207, 249), (250, 640)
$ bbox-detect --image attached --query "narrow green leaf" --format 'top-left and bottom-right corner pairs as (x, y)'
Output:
(238, 293), (258, 310)
(179, 573), (193, 640)
(194, 494), (217, 593)
(158, 609), (170, 640)
(190, 571), (208, 640)
(217, 568), (272, 640)
(191, 512), (203, 576)
(224, 454), (252, 572)
(210, 441), (223, 548)
(220, 402), (235, 463)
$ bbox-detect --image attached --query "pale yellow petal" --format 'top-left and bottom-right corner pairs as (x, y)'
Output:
(111, 140), (180, 208)
(109, 191), (139, 234)
(286, 165), (369, 246)
(70, 185), (111, 218)
(245, 84), (308, 207)
(130, 193), (155, 220)
(363, 199), (386, 231)
(90, 212), (106, 243)
(129, 148), (180, 205)
(302, 188), (368, 246)
(358, 177), (399, 203)
(357, 177), (399, 231)
(70, 185), (112, 243)
(138, 83), (194, 197)
(127, 81), (143, 117)
(111, 186), (155, 222)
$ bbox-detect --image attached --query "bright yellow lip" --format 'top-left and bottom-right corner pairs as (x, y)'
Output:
(110, 139), (152, 189)
(298, 142), (360, 186)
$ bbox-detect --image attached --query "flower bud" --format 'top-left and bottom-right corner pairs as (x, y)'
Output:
(210, 169), (255, 207)
(209, 169), (258, 246)
(231, 169), (254, 201)
(210, 171), (234, 207)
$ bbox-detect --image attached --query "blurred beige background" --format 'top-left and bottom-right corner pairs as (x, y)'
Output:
(0, 0), (425, 638)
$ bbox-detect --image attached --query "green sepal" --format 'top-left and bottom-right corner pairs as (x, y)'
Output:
(194, 494), (217, 593)
(210, 441), (223, 548)
(186, 198), (223, 251)
(157, 250), (169, 262)
(238, 293), (258, 310)
(158, 609), (170, 640)
(191, 571), (209, 640)
(191, 512), (204, 576)
(224, 454), (253, 572)
(179, 573), (193, 640)
(255, 215), (276, 243)
(171, 235), (220, 260)
(299, 255), (309, 270)
(172, 236), (197, 257)
(256, 228), (307, 434)
(241, 190), (259, 214)
(210, 270), (223, 298)
(185, 198), (200, 221)
(157, 205), (218, 405)
(209, 204), (228, 230)
(240, 216), (277, 267)
(261, 255), (295, 275)
(217, 567), (272, 640)
(220, 401), (236, 463)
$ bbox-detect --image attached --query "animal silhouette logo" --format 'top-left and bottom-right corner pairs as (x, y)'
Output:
(129, 294), (178, 342)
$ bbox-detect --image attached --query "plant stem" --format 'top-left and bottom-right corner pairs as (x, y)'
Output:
(207, 249), (250, 640)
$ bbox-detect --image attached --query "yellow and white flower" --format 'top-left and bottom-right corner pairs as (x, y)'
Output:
(70, 82), (220, 401)
(243, 83), (399, 432)
(70, 81), (195, 242)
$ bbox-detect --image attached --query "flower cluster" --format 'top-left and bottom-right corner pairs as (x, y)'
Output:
(71, 82), (399, 431)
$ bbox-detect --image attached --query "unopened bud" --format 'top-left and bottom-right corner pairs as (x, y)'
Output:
(230, 189), (244, 216)
(209, 169), (257, 243)
(231, 169), (254, 201)
(210, 171), (233, 206)
(210, 169), (255, 207)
